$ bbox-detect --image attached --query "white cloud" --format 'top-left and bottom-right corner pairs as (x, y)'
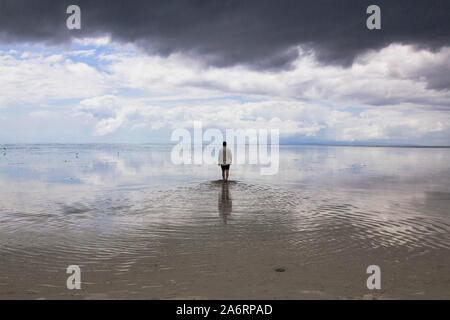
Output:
(1, 42), (449, 144)
(103, 44), (450, 108)
(74, 95), (449, 144)
(0, 51), (108, 107)
(67, 49), (96, 57)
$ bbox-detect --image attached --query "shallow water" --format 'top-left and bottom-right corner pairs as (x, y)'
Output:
(0, 144), (449, 299)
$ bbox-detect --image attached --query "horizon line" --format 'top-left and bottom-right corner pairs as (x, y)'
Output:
(1, 142), (449, 148)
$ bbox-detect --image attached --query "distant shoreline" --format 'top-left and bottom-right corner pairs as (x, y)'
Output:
(1, 143), (449, 148)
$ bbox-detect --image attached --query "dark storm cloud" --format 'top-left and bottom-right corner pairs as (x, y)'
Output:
(0, 0), (449, 72)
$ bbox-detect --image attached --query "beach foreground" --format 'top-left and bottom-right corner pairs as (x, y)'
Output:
(0, 144), (449, 299)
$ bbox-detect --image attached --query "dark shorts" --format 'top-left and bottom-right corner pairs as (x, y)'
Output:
(221, 164), (230, 171)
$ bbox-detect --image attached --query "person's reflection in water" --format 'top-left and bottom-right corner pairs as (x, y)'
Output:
(218, 182), (232, 224)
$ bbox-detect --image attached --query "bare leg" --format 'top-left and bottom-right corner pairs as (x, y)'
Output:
(222, 169), (225, 181)
(225, 170), (229, 181)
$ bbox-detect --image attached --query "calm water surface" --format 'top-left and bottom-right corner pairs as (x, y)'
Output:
(0, 144), (449, 298)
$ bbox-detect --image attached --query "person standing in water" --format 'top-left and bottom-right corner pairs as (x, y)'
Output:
(218, 141), (232, 181)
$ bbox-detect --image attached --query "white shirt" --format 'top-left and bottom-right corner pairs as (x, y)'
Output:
(218, 147), (232, 165)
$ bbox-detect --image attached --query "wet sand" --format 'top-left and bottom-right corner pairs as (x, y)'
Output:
(0, 144), (449, 299)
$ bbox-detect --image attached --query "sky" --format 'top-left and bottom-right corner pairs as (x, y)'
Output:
(0, 0), (449, 145)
